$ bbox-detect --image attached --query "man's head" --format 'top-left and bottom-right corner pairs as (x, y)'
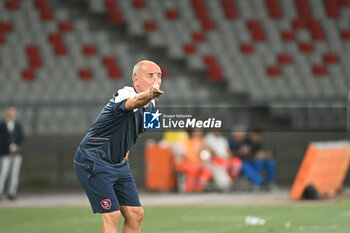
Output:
(5, 106), (16, 121)
(132, 60), (162, 93)
(231, 125), (247, 141)
(250, 130), (263, 143)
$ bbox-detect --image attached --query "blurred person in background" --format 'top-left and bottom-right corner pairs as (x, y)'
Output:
(175, 128), (212, 192)
(227, 125), (251, 160)
(161, 130), (189, 162)
(205, 130), (242, 192)
(0, 106), (24, 200)
(74, 60), (163, 233)
(239, 130), (276, 190)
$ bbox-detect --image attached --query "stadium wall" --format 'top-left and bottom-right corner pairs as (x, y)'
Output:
(19, 131), (350, 191)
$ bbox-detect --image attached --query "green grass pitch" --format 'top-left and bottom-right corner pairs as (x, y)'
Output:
(1, 198), (350, 233)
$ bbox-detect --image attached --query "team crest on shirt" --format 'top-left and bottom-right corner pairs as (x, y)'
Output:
(100, 199), (112, 210)
(144, 110), (162, 129)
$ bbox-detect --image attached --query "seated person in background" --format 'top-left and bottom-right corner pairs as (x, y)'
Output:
(161, 130), (189, 163)
(205, 130), (242, 192)
(227, 125), (251, 160)
(176, 128), (211, 192)
(239, 130), (276, 189)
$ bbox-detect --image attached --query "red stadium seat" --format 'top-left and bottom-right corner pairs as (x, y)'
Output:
(0, 22), (13, 33)
(0, 34), (4, 45)
(40, 9), (54, 21)
(166, 10), (179, 20)
(5, 0), (19, 10)
(312, 65), (327, 76)
(29, 57), (42, 68)
(293, 19), (307, 29)
(324, 0), (340, 18)
(247, 20), (266, 41)
(192, 32), (206, 42)
(278, 54), (293, 64)
(339, 0), (350, 6)
(59, 21), (73, 33)
(183, 44), (196, 54)
(108, 10), (124, 24)
(83, 45), (98, 56)
(221, 0), (239, 19)
(202, 20), (216, 30)
(341, 30), (350, 40)
(295, 0), (312, 19)
(54, 43), (67, 56)
(48, 33), (62, 44)
(133, 0), (146, 9)
(282, 31), (296, 41)
(108, 67), (122, 79)
(240, 43), (254, 54)
(323, 53), (338, 63)
(26, 45), (39, 56)
(299, 42), (313, 53)
(203, 55), (216, 66)
(105, 0), (117, 9)
(225, 10), (239, 19)
(266, 0), (282, 19)
(247, 20), (260, 30)
(192, 0), (216, 30)
(79, 68), (93, 80)
(208, 66), (225, 82)
(35, 0), (48, 9)
(267, 65), (281, 77)
(22, 68), (36, 81)
(102, 56), (117, 67)
(144, 21), (157, 31)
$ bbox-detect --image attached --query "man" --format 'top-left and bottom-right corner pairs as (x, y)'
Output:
(74, 60), (163, 233)
(0, 106), (24, 200)
(205, 130), (241, 192)
(240, 130), (276, 189)
(175, 128), (212, 192)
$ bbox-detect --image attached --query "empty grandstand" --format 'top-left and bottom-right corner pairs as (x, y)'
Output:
(0, 0), (348, 134)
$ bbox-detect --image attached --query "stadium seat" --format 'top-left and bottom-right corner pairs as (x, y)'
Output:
(323, 53), (338, 64)
(277, 53), (293, 64)
(83, 45), (98, 56)
(144, 21), (157, 32)
(165, 10), (179, 20)
(267, 65), (281, 77)
(312, 65), (327, 76)
(78, 68), (93, 80)
(5, 0), (19, 10)
(240, 43), (254, 54)
(183, 43), (196, 54)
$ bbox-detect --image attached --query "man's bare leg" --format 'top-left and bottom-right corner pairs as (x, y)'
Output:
(120, 206), (144, 233)
(101, 210), (121, 233)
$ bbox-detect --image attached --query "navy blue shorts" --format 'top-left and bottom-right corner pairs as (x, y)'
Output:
(74, 151), (141, 213)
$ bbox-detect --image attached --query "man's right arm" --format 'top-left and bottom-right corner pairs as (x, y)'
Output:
(124, 84), (163, 111)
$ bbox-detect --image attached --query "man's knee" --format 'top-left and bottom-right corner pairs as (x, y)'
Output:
(131, 207), (144, 223)
(102, 211), (121, 230)
(123, 207), (144, 225)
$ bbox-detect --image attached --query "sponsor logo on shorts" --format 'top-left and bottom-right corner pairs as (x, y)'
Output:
(100, 199), (112, 210)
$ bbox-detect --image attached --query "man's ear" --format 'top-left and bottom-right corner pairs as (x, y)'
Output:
(132, 75), (137, 84)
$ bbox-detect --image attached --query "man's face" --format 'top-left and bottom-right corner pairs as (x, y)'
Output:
(251, 132), (262, 142)
(5, 107), (16, 121)
(233, 131), (246, 141)
(133, 62), (162, 92)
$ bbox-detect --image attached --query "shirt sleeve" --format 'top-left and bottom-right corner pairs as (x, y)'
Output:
(113, 86), (137, 112)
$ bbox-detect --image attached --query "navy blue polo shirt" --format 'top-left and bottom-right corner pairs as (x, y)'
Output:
(77, 86), (155, 165)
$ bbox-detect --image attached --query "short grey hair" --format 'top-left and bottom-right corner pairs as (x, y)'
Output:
(132, 60), (159, 76)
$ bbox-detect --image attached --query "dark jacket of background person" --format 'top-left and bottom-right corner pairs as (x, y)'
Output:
(0, 121), (24, 156)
